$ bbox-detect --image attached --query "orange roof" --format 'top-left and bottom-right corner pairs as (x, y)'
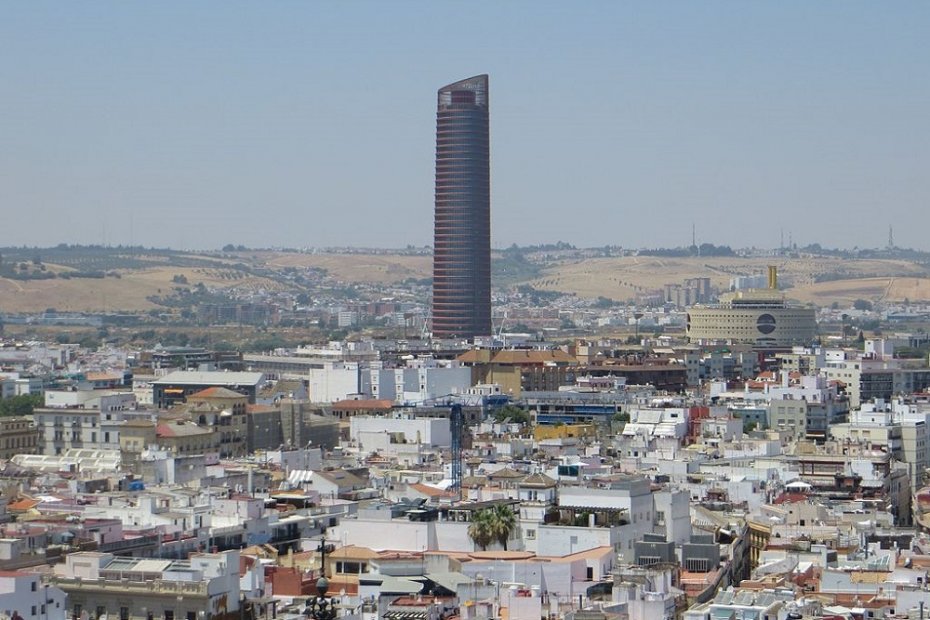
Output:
(332, 399), (394, 411)
(409, 483), (455, 499)
(491, 349), (577, 365)
(85, 371), (122, 381)
(247, 404), (278, 414)
(329, 545), (379, 560)
(467, 550), (535, 561)
(377, 550), (425, 561)
(0, 571), (33, 578)
(554, 545), (614, 560)
(8, 498), (40, 512)
(156, 422), (212, 438)
(774, 492), (810, 505)
(457, 350), (494, 364)
(458, 348), (577, 365)
(188, 386), (245, 400)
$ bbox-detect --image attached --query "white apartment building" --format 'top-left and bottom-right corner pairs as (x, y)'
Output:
(350, 415), (451, 449)
(365, 362), (472, 404)
(830, 399), (930, 491)
(50, 550), (243, 620)
(34, 391), (137, 455)
(307, 361), (361, 402)
(0, 572), (67, 620)
(548, 477), (658, 562)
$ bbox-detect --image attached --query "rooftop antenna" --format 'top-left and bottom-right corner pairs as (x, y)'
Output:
(888, 225), (894, 250)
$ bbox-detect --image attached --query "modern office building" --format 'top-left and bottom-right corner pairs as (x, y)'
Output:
(686, 267), (816, 347)
(432, 74), (492, 339)
(151, 370), (265, 407)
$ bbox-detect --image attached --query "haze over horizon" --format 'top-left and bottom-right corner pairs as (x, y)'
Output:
(2, 2), (928, 251)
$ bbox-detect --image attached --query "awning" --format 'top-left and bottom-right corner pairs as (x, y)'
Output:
(376, 577), (423, 595)
(425, 571), (473, 593)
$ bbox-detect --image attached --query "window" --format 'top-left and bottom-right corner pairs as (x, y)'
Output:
(685, 558), (710, 572)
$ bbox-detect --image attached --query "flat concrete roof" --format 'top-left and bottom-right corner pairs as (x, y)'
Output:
(152, 371), (264, 387)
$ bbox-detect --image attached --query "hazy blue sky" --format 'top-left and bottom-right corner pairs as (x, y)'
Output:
(2, 2), (928, 251)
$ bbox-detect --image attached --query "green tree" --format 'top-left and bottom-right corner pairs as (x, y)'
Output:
(0, 393), (43, 417)
(467, 509), (494, 551)
(492, 405), (530, 425)
(468, 505), (518, 551)
(489, 504), (517, 550)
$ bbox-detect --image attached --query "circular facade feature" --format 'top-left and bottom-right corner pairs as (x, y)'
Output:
(756, 313), (777, 334)
(686, 304), (816, 346)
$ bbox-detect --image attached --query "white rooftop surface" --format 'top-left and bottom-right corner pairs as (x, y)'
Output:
(12, 450), (121, 473)
(152, 371), (265, 386)
(132, 559), (173, 573)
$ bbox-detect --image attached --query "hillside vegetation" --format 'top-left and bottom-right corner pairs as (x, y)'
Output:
(1, 246), (929, 313)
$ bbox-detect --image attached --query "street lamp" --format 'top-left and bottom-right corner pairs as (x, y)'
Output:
(303, 578), (335, 620)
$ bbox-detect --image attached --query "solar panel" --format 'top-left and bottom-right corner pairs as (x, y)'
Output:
(715, 591), (735, 605)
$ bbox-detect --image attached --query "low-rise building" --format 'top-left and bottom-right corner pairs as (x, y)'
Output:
(151, 371), (264, 408)
(0, 417), (39, 460)
(50, 550), (244, 620)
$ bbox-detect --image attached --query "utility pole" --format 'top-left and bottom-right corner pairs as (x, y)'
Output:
(304, 540), (335, 620)
(317, 539), (330, 579)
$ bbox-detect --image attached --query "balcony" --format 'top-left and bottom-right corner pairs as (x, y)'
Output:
(48, 576), (208, 596)
(99, 534), (161, 554)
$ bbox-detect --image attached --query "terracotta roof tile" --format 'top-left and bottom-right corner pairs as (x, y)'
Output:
(332, 399), (394, 411)
(188, 386), (246, 399)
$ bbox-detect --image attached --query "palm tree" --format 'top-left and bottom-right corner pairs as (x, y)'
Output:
(489, 504), (517, 550)
(468, 509), (494, 551)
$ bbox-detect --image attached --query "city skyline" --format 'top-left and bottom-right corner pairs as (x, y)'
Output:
(2, 2), (929, 251)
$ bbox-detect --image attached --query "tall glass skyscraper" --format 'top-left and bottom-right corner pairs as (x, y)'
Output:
(432, 74), (491, 339)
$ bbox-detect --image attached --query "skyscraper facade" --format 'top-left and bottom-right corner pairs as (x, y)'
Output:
(432, 74), (492, 339)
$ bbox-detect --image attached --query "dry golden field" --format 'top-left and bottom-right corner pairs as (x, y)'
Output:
(257, 252), (432, 283)
(524, 256), (930, 304)
(788, 277), (930, 306)
(0, 266), (285, 313)
(3, 250), (929, 314)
